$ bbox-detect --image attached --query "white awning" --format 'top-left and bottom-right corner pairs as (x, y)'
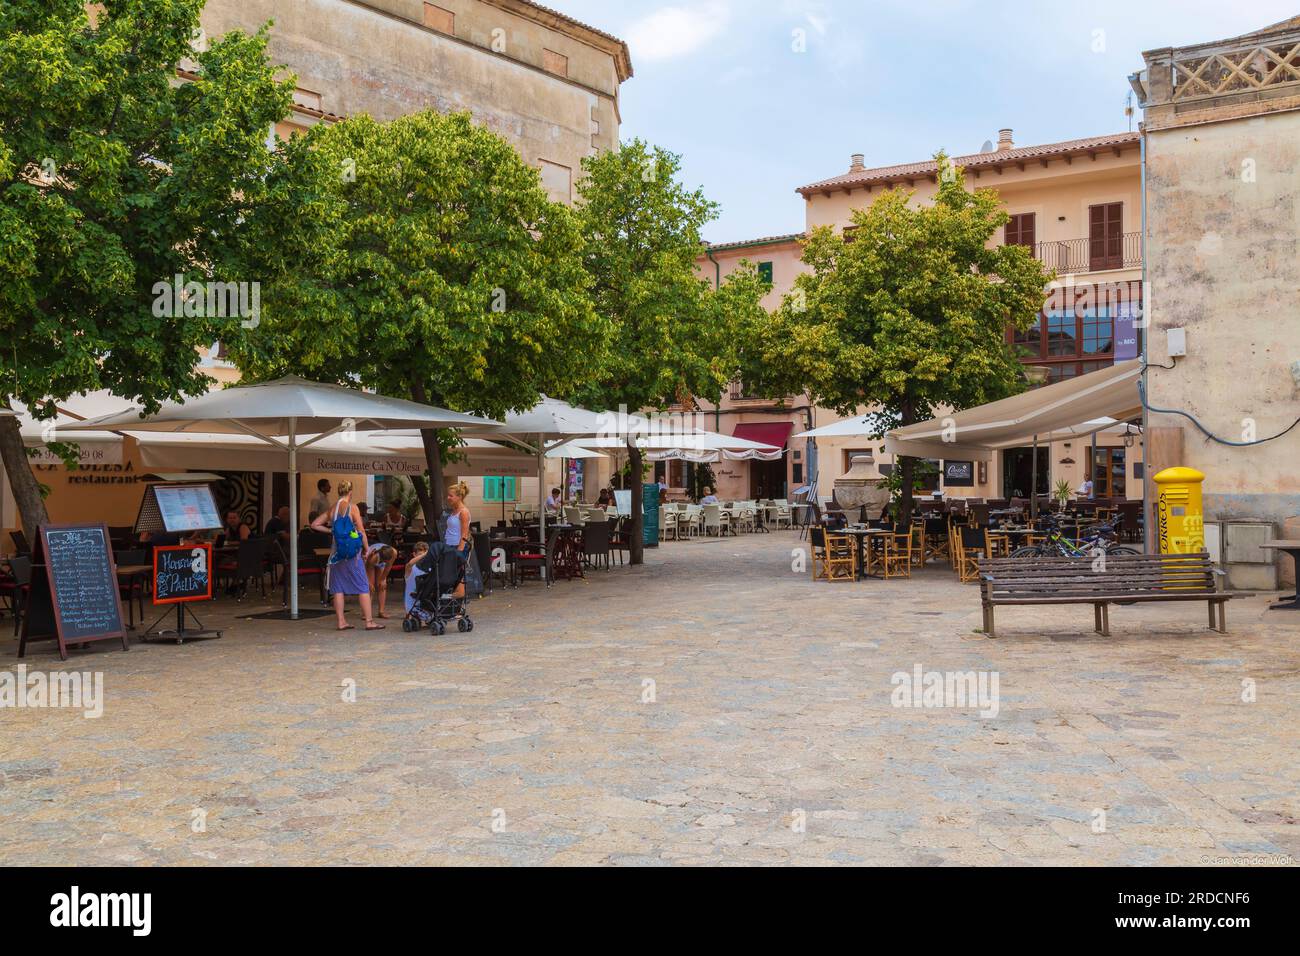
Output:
(883, 361), (1143, 462)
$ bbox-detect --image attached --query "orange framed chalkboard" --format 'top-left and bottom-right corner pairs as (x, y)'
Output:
(152, 543), (213, 605)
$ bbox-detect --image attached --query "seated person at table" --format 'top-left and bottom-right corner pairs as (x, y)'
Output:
(404, 541), (429, 614)
(382, 500), (408, 533)
(545, 488), (562, 513)
(365, 543), (398, 618)
(264, 505), (291, 544)
(596, 489), (612, 508)
(699, 486), (719, 506)
(1075, 477), (1094, 499)
(219, 511), (251, 546)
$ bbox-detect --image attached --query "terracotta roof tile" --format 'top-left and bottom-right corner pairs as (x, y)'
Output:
(796, 131), (1140, 196)
(706, 232), (806, 252)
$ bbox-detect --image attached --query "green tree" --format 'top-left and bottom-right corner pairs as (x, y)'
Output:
(228, 110), (604, 524)
(754, 156), (1051, 523)
(570, 139), (767, 563)
(0, 0), (294, 533)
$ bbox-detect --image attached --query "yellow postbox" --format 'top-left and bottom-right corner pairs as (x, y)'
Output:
(1152, 466), (1206, 554)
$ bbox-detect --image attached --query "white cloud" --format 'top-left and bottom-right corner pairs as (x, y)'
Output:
(625, 2), (733, 62)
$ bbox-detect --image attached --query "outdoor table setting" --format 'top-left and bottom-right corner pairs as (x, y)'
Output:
(1260, 540), (1300, 610)
(839, 526), (892, 580)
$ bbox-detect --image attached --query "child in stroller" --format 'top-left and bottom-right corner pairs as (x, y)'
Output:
(402, 541), (473, 635)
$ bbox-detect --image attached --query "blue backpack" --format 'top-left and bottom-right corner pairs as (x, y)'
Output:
(331, 503), (363, 561)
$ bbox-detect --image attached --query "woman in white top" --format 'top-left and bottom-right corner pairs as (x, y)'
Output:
(699, 486), (719, 506)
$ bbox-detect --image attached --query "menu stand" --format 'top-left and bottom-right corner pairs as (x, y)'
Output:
(142, 602), (223, 645)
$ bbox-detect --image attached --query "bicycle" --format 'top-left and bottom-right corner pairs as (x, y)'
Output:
(1009, 513), (1142, 559)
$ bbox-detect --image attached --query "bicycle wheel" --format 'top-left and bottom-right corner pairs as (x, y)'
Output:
(1105, 545), (1141, 556)
(1010, 545), (1044, 558)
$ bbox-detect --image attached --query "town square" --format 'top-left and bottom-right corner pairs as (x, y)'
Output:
(1, 0), (1298, 904)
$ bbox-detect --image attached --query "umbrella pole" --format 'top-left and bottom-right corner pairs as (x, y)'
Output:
(537, 440), (546, 581)
(1031, 433), (1039, 522)
(289, 421), (299, 621)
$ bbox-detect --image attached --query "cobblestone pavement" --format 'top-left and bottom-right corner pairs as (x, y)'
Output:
(2, 530), (1297, 866)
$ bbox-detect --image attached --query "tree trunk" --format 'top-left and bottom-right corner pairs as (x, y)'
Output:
(628, 441), (644, 565)
(0, 410), (49, 536)
(898, 455), (916, 529)
(897, 397), (916, 527)
(409, 382), (447, 531)
(409, 474), (433, 529)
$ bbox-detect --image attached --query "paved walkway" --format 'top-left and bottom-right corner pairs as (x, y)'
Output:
(2, 531), (1297, 865)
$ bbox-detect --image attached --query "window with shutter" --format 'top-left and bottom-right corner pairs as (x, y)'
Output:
(1005, 212), (1035, 248)
(757, 261), (774, 285)
(1088, 203), (1122, 271)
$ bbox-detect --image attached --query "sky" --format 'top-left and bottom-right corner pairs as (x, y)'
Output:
(556, 0), (1297, 244)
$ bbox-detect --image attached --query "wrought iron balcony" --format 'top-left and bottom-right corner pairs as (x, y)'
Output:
(1020, 232), (1142, 275)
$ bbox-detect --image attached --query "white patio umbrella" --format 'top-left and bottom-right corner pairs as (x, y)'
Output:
(75, 376), (499, 619)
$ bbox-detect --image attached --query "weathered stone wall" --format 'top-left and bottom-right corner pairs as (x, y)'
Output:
(1144, 109), (1300, 533)
(200, 0), (625, 202)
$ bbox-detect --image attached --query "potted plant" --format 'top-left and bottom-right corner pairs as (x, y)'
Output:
(1053, 478), (1073, 512)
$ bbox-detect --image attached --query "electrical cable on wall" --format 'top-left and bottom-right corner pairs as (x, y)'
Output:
(1138, 370), (1300, 447)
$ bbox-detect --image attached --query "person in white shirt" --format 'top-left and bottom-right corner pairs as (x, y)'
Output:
(699, 486), (719, 506)
(545, 488), (562, 512)
(1076, 478), (1094, 499)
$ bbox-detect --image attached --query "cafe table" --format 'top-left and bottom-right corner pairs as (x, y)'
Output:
(115, 563), (153, 629)
(839, 527), (891, 580)
(1260, 540), (1300, 610)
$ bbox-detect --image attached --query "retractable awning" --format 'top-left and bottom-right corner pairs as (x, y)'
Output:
(882, 360), (1143, 461)
(733, 421), (793, 448)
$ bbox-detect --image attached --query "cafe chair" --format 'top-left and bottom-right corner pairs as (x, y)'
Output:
(702, 504), (728, 537)
(658, 504), (679, 541)
(2, 556), (32, 636)
(219, 538), (271, 601)
(514, 527), (557, 589)
(954, 526), (988, 584)
(984, 528), (1012, 560)
(114, 548), (149, 628)
(607, 517), (629, 566)
(870, 525), (913, 579)
(582, 521), (612, 571)
(810, 527), (856, 582)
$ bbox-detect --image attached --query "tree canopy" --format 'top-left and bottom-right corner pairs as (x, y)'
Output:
(753, 156), (1051, 519)
(227, 109), (603, 519)
(569, 140), (767, 561)
(0, 0), (295, 532)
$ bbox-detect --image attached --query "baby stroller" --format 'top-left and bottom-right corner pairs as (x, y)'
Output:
(403, 541), (474, 635)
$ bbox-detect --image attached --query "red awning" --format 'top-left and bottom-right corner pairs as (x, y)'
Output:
(732, 421), (793, 449)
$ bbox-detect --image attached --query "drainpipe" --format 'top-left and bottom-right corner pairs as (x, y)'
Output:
(1139, 129), (1151, 553)
(705, 245), (723, 433)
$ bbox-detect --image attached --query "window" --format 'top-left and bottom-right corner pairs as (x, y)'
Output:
(757, 261), (774, 285)
(542, 49), (569, 77)
(1092, 447), (1126, 498)
(1088, 202), (1123, 271)
(1045, 308), (1076, 356)
(423, 3), (454, 34)
(483, 477), (517, 503)
(538, 159), (572, 203)
(1005, 212), (1035, 248)
(1081, 304), (1114, 356)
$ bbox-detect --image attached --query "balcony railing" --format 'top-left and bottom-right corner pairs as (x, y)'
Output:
(1021, 232), (1141, 275)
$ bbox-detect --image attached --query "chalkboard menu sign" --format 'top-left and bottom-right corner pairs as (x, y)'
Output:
(642, 483), (660, 547)
(19, 523), (129, 661)
(153, 544), (213, 605)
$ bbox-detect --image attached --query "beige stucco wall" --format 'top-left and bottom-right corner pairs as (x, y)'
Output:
(1144, 109), (1300, 529)
(201, 0), (624, 202)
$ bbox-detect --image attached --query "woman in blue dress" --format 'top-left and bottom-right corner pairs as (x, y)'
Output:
(444, 482), (472, 599)
(311, 479), (384, 631)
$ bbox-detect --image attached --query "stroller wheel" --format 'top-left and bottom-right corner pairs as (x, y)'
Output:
(432, 621), (445, 636)
(401, 618), (413, 633)
(457, 617), (470, 633)
(465, 618), (474, 632)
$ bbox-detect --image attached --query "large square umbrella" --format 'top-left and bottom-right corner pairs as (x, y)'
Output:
(75, 376), (499, 619)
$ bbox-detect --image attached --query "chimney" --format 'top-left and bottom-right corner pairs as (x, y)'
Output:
(997, 128), (1014, 151)
(849, 153), (865, 172)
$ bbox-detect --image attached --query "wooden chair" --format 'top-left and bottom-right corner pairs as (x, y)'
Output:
(870, 525), (913, 579)
(810, 527), (856, 582)
(954, 526), (988, 583)
(984, 528), (1012, 559)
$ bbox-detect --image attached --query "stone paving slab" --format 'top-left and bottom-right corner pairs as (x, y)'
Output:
(1, 531), (1297, 866)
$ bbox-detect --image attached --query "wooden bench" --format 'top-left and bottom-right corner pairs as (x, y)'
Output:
(978, 552), (1231, 637)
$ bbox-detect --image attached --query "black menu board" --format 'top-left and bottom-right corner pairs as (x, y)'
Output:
(19, 523), (129, 661)
(153, 544), (213, 605)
